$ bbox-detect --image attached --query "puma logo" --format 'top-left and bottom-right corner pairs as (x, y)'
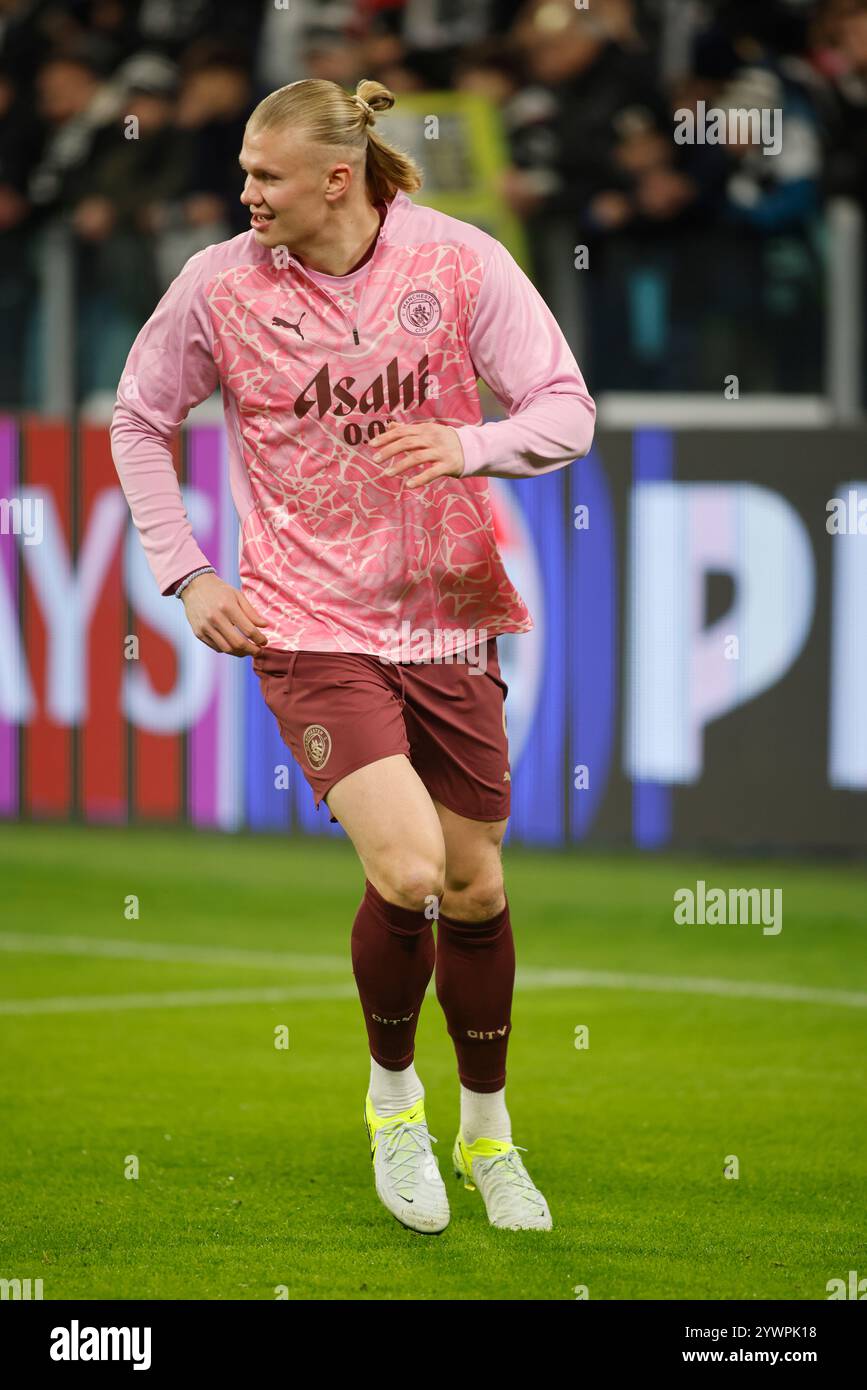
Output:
(272, 313), (306, 339)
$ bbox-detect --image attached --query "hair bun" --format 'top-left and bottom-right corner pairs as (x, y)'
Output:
(352, 83), (395, 122)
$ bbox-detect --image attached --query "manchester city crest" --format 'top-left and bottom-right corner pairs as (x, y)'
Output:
(303, 724), (332, 770)
(398, 290), (442, 336)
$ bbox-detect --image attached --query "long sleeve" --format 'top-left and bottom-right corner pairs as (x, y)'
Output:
(110, 250), (220, 595)
(455, 239), (596, 480)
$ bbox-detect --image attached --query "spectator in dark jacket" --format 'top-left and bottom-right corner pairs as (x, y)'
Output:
(176, 53), (253, 236)
(497, 0), (665, 222)
(823, 2), (867, 208)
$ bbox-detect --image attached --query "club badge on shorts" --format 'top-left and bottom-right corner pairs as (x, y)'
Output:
(303, 724), (332, 770)
(398, 290), (442, 336)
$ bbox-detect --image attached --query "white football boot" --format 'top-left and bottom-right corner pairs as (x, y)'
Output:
(364, 1093), (450, 1234)
(453, 1131), (553, 1230)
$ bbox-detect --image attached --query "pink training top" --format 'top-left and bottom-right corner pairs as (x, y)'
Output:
(111, 189), (596, 655)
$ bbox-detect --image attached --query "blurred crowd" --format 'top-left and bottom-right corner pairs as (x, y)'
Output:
(1, 0), (866, 406)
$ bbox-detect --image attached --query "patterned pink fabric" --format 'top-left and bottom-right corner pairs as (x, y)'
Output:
(111, 190), (595, 654)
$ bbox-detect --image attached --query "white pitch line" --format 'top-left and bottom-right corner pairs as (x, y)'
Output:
(0, 984), (360, 1016)
(0, 932), (348, 973)
(0, 932), (864, 1014)
(516, 968), (867, 1009)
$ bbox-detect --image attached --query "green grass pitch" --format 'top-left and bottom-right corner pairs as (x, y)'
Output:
(0, 823), (864, 1301)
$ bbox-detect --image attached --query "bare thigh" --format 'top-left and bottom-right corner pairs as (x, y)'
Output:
(325, 753), (446, 910)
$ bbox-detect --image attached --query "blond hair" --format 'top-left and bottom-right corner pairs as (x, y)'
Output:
(247, 77), (423, 205)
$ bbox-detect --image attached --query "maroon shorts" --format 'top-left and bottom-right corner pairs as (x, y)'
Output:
(252, 638), (511, 824)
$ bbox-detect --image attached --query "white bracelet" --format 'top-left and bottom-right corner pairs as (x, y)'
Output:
(175, 566), (215, 598)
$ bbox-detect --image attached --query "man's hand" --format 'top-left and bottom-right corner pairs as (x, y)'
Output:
(179, 572), (268, 656)
(496, 167), (546, 219)
(370, 422), (465, 488)
(587, 190), (634, 230)
(71, 196), (116, 242)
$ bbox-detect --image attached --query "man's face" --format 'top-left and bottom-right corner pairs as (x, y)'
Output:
(37, 61), (97, 124)
(239, 124), (348, 248)
(843, 14), (867, 70)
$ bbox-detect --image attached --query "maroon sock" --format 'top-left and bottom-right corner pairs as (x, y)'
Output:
(350, 878), (436, 1070)
(434, 897), (515, 1094)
